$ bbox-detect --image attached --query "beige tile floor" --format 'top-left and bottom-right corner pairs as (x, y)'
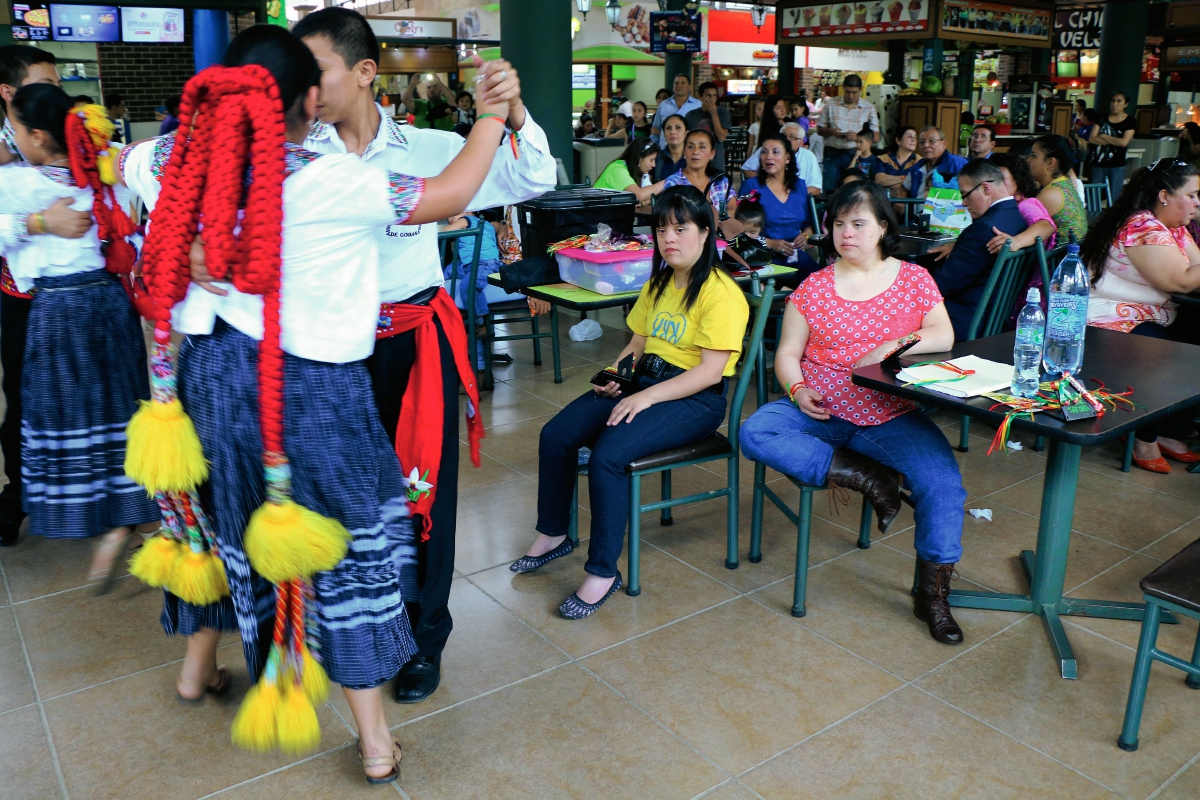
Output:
(3, 307), (1200, 799)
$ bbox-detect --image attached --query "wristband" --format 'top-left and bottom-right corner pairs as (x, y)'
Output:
(30, 212), (45, 236)
(787, 381), (807, 401)
(476, 113), (505, 123)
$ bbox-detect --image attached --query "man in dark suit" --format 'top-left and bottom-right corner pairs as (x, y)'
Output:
(918, 159), (1028, 341)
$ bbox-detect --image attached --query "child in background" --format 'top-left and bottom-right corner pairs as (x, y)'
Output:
(721, 194), (773, 269)
(848, 129), (877, 176)
(841, 169), (867, 185)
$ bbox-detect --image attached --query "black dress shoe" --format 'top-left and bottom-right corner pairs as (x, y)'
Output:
(558, 572), (623, 620)
(509, 538), (573, 573)
(0, 508), (23, 548)
(392, 654), (441, 704)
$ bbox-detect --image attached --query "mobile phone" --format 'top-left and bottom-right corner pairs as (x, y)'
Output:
(880, 332), (921, 369)
(590, 353), (638, 394)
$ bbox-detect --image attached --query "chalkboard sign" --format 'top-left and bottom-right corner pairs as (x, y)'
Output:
(1054, 7), (1100, 50)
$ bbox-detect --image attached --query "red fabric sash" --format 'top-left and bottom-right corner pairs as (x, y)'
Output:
(0, 261), (32, 300)
(377, 288), (483, 540)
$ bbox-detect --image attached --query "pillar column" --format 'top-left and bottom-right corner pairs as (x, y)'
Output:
(956, 49), (975, 102)
(502, 0), (571, 177)
(778, 45), (796, 96)
(663, 0), (692, 92)
(193, 10), (230, 72)
(886, 39), (906, 86)
(596, 63), (611, 129)
(922, 38), (943, 78)
(1095, 0), (1149, 111)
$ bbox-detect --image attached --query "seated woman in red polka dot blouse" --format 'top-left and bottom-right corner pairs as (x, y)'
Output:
(740, 181), (969, 646)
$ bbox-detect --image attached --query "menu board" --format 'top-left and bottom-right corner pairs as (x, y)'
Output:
(120, 7), (183, 42)
(50, 4), (120, 41)
(777, 0), (932, 43)
(937, 0), (1053, 47)
(12, 2), (51, 40)
(649, 11), (703, 53)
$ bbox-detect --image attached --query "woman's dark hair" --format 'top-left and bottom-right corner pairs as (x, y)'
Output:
(223, 25), (320, 125)
(1075, 99), (1086, 110)
(1034, 134), (1075, 179)
(684, 128), (720, 177)
(11, 83), (71, 153)
(1111, 91), (1130, 105)
(1080, 160), (1200, 284)
(647, 185), (729, 311)
(165, 94), (181, 115)
(758, 94), (788, 144)
(1182, 121), (1200, 144)
(757, 133), (798, 193)
(618, 136), (658, 185)
(992, 152), (1040, 200)
(822, 181), (901, 259)
(893, 125), (917, 151)
(1007, 138), (1035, 160)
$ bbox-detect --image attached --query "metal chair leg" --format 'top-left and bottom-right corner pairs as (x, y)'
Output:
(482, 316), (497, 391)
(1122, 433), (1135, 473)
(791, 487), (813, 617)
(627, 473), (642, 597)
(549, 304), (562, 384)
(567, 473), (580, 548)
(959, 415), (971, 453)
(749, 461), (766, 563)
(531, 314), (543, 366)
(726, 454), (739, 570)
(857, 497), (873, 549)
(660, 470), (673, 526)
(1188, 624), (1200, 690)
(1119, 600), (1163, 751)
(1033, 435), (1045, 452)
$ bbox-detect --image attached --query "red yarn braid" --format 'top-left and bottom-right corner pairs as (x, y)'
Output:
(63, 111), (137, 275)
(140, 65), (288, 457)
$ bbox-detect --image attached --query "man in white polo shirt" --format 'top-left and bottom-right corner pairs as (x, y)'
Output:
(816, 74), (879, 191)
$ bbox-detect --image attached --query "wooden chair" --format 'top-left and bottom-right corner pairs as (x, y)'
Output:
(955, 238), (1050, 452)
(1117, 536), (1200, 751)
(565, 279), (777, 596)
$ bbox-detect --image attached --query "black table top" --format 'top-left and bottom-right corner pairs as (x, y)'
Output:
(1171, 291), (1200, 307)
(852, 327), (1200, 446)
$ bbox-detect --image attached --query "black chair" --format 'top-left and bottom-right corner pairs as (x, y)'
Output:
(1082, 180), (1111, 225)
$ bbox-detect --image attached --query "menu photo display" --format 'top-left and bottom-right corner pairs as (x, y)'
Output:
(120, 7), (184, 43)
(12, 2), (52, 41)
(50, 4), (120, 41)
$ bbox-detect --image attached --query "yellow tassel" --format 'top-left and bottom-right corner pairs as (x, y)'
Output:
(169, 550), (228, 605)
(231, 681), (280, 752)
(243, 500), (350, 583)
(125, 399), (208, 493)
(96, 145), (121, 186)
(275, 684), (321, 754)
(128, 535), (182, 588)
(300, 645), (330, 705)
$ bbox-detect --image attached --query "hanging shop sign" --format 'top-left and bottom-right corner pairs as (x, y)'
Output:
(1163, 45), (1200, 72)
(776, 0), (930, 43)
(936, 0), (1053, 48)
(1054, 7), (1100, 50)
(366, 17), (456, 40)
(649, 10), (703, 53)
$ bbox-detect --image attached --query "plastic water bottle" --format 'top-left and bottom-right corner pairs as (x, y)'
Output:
(1043, 244), (1089, 375)
(1011, 287), (1044, 398)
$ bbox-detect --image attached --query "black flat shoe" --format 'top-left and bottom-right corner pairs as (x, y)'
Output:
(0, 508), (23, 547)
(509, 538), (574, 574)
(392, 654), (440, 704)
(558, 572), (623, 620)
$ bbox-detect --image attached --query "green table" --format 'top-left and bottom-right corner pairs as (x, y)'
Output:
(486, 263), (800, 312)
(853, 328), (1200, 680)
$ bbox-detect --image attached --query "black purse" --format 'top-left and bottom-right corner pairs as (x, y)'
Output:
(497, 253), (561, 294)
(722, 234), (774, 269)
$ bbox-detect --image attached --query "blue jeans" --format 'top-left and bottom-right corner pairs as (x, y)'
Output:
(822, 148), (856, 195)
(1091, 166), (1125, 200)
(740, 399), (965, 563)
(536, 376), (728, 578)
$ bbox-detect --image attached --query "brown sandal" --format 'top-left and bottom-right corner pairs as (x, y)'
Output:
(357, 738), (402, 785)
(176, 664), (230, 705)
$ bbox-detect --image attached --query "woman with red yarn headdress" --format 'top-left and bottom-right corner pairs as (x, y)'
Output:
(121, 25), (510, 783)
(0, 84), (160, 586)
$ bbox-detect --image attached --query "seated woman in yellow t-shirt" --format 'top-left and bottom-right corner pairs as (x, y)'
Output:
(593, 137), (667, 209)
(510, 185), (750, 619)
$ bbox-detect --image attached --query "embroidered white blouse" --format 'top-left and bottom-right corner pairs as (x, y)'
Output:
(0, 166), (113, 292)
(304, 105), (556, 303)
(122, 138), (426, 364)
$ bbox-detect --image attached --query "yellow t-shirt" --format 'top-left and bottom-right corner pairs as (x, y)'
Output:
(626, 269), (749, 376)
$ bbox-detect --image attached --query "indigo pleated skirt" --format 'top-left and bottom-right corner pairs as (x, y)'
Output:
(21, 270), (160, 538)
(175, 320), (418, 690)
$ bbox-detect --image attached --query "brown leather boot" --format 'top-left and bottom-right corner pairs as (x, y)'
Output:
(826, 449), (902, 534)
(914, 559), (963, 645)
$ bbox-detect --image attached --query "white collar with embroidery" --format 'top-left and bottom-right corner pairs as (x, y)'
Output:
(2, 119), (24, 163)
(307, 104), (407, 158)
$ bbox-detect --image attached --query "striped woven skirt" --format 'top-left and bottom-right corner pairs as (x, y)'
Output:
(175, 320), (418, 690)
(21, 270), (160, 538)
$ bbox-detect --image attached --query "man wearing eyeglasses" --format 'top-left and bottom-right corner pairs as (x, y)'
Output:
(906, 126), (969, 200)
(918, 159), (1027, 341)
(968, 125), (996, 160)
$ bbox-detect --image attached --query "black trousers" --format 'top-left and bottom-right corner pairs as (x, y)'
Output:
(0, 291), (31, 520)
(367, 314), (459, 661)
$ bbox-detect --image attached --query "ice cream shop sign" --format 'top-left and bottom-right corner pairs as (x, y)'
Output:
(778, 0), (932, 41)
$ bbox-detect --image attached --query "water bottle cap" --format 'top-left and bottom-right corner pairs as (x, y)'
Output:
(1067, 244), (1080, 254)
(1026, 287), (1040, 302)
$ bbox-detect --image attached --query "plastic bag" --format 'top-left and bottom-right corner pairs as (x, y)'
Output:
(569, 319), (604, 342)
